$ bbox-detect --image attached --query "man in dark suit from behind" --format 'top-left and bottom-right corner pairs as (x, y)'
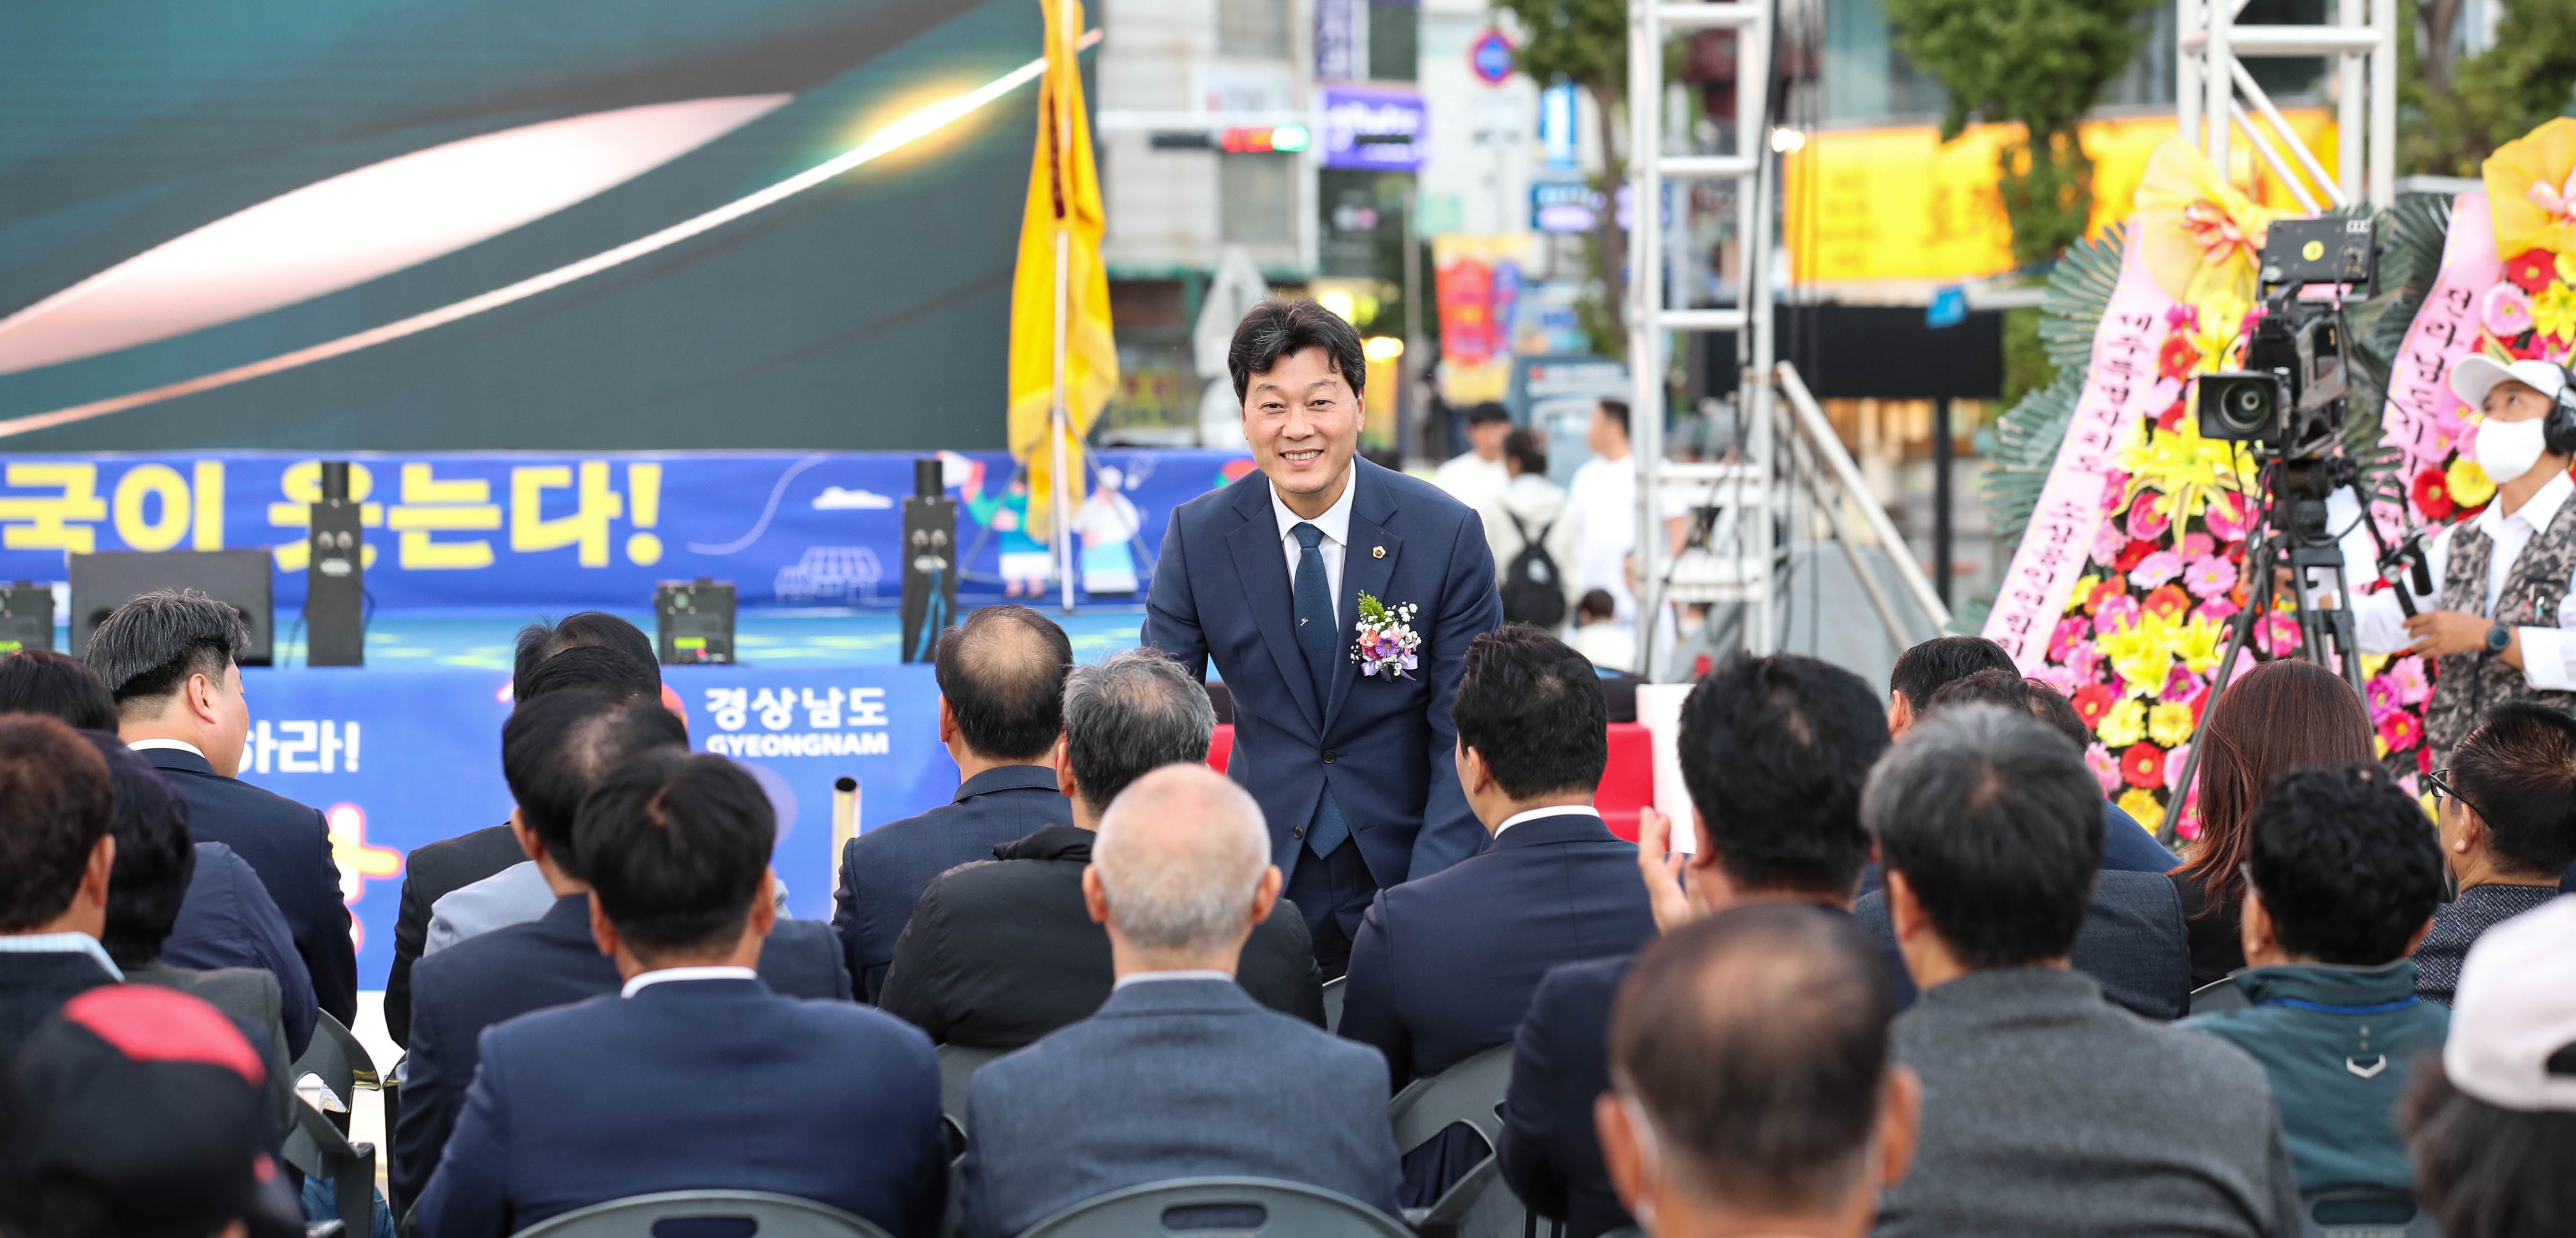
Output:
(0, 649), (317, 1055)
(880, 647), (1321, 1049)
(1502, 652), (1899, 1238)
(393, 691), (850, 1207)
(89, 589), (357, 1026)
(0, 715), (122, 1059)
(385, 613), (660, 1048)
(834, 604), (1074, 1001)
(959, 764), (1399, 1238)
(415, 749), (947, 1238)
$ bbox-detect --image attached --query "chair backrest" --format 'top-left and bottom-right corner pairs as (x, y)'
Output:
(1322, 976), (1347, 1034)
(1017, 1176), (1414, 1238)
(2301, 1187), (2439, 1238)
(937, 1043), (1006, 1137)
(512, 1190), (897, 1238)
(2190, 975), (2250, 1016)
(1389, 1044), (1513, 1155)
(291, 1011), (377, 1110)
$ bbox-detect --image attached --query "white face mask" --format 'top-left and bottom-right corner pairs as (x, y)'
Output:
(2477, 414), (2551, 486)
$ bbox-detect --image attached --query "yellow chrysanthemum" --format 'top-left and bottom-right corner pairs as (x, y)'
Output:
(2147, 701), (2196, 747)
(2186, 292), (2251, 371)
(2116, 787), (2167, 835)
(2067, 575), (2100, 613)
(2118, 412), (2256, 525)
(2538, 283), (2576, 343)
(2449, 454), (2498, 509)
(2098, 610), (2179, 691)
(2098, 697), (2148, 748)
(2174, 613), (2229, 675)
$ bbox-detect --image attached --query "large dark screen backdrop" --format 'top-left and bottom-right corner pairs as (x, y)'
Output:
(0, 0), (1036, 450)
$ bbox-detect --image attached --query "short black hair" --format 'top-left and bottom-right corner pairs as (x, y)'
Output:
(1611, 903), (1895, 1211)
(1577, 589), (1617, 623)
(0, 652), (116, 732)
(2451, 701), (2576, 878)
(1061, 648), (1214, 814)
(81, 591), (245, 713)
(2402, 1064), (2576, 1238)
(501, 691), (690, 878)
(1503, 426), (1549, 476)
(1228, 299), (1368, 402)
(1889, 635), (2016, 713)
(1465, 402), (1511, 426)
(577, 749), (775, 960)
(1678, 654), (1890, 895)
(1596, 399), (1630, 438)
(79, 733), (195, 968)
(1453, 626), (1608, 800)
(513, 612), (658, 700)
(1925, 668), (2086, 751)
(517, 644), (661, 705)
(0, 715), (114, 933)
(1864, 704), (2104, 968)
(2247, 766), (2445, 966)
(933, 605), (1073, 761)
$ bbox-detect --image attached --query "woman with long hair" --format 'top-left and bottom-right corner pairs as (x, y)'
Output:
(2171, 658), (2378, 987)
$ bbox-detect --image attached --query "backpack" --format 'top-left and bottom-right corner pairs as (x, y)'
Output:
(1501, 510), (1569, 628)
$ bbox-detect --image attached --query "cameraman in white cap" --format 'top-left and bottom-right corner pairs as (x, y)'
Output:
(2352, 355), (2576, 759)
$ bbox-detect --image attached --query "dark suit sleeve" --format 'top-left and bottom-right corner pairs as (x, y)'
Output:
(1336, 892), (1410, 1091)
(411, 1026), (512, 1238)
(386, 863), (433, 1049)
(226, 853), (319, 1059)
(390, 962), (459, 1206)
(756, 920), (853, 1001)
(876, 881), (955, 1043)
(300, 806), (359, 1025)
(1140, 509), (1210, 679)
(1499, 971), (1576, 1222)
(1239, 897), (1325, 1026)
(831, 836), (868, 998)
(1407, 513), (1503, 881)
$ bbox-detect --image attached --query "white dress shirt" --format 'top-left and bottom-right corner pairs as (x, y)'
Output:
(124, 737), (206, 760)
(2349, 469), (2576, 690)
(619, 964), (758, 997)
(1491, 804), (1601, 840)
(1110, 968), (1236, 990)
(1271, 467), (1359, 632)
(1431, 451), (1510, 513)
(0, 932), (124, 981)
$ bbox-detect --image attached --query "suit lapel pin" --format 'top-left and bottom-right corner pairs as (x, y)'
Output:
(1372, 546), (1386, 558)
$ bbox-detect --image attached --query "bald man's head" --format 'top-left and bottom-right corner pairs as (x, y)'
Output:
(1090, 764), (1272, 956)
(933, 605), (1074, 761)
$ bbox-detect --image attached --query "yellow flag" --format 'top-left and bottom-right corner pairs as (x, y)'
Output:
(1007, 0), (1116, 544)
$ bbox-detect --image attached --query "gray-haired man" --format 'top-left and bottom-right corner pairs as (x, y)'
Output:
(877, 648), (1323, 1048)
(958, 764), (1400, 1238)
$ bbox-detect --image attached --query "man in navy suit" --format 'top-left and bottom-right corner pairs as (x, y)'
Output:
(87, 589), (357, 1026)
(959, 764), (1398, 1238)
(1501, 653), (1901, 1238)
(415, 748), (945, 1238)
(394, 691), (850, 1207)
(1144, 299), (1504, 973)
(834, 604), (1074, 1000)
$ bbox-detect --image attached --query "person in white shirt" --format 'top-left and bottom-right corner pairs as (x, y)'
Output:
(1433, 401), (1513, 511)
(1567, 588), (1638, 673)
(1568, 400), (1641, 621)
(2351, 356), (2576, 759)
(1481, 426), (1583, 628)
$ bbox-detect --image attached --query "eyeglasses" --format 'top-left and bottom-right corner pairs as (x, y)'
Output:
(2426, 767), (2472, 818)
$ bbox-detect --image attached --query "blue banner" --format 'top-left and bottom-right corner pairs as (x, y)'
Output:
(236, 664), (957, 990)
(0, 450), (1254, 612)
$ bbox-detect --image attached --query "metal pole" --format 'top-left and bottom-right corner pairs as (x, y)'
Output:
(1932, 396), (1953, 609)
(1627, 0), (1664, 677)
(2337, 0), (2364, 202)
(1401, 185), (1423, 461)
(1743, 0), (1776, 656)
(2204, 0), (2233, 175)
(2178, 0), (2203, 148)
(2368, 0), (2396, 207)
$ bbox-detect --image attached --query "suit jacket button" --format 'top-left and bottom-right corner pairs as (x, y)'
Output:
(1322, 750), (1336, 763)
(1293, 825), (1306, 839)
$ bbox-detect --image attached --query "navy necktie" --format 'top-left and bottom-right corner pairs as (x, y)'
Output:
(1291, 521), (1350, 856)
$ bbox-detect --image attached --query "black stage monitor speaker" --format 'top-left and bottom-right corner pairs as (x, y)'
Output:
(306, 462), (365, 666)
(0, 581), (53, 654)
(657, 577), (735, 665)
(69, 550), (273, 666)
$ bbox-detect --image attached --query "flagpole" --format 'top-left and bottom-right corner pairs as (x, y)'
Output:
(1049, 0), (1078, 614)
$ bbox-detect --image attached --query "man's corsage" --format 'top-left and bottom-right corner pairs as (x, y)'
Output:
(1351, 592), (1420, 680)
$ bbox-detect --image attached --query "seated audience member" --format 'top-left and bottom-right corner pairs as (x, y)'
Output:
(880, 648), (1319, 1047)
(2171, 659), (2376, 989)
(1597, 906), (1919, 1238)
(0, 986), (306, 1238)
(1342, 626), (1656, 1089)
(87, 589), (357, 1026)
(2180, 765), (2449, 1196)
(415, 750), (945, 1238)
(1503, 651), (1898, 1238)
(836, 605), (1074, 1000)
(1566, 589), (1634, 674)
(959, 765), (1399, 1238)
(394, 692), (848, 1205)
(0, 716), (119, 1058)
(0, 649), (316, 1052)
(385, 612), (659, 1047)
(1865, 705), (2300, 1237)
(2400, 895), (2576, 1238)
(78, 732), (296, 1124)
(2416, 701), (2576, 1005)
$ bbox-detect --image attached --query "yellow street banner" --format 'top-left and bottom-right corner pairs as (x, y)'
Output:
(1006, 0), (1115, 542)
(1784, 111), (2338, 285)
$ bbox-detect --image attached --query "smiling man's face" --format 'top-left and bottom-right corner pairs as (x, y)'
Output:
(1243, 344), (1363, 516)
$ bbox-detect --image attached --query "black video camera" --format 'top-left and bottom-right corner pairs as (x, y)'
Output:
(2194, 215), (2378, 457)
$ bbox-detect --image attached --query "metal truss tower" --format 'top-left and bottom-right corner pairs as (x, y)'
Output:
(2180, 0), (2399, 210)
